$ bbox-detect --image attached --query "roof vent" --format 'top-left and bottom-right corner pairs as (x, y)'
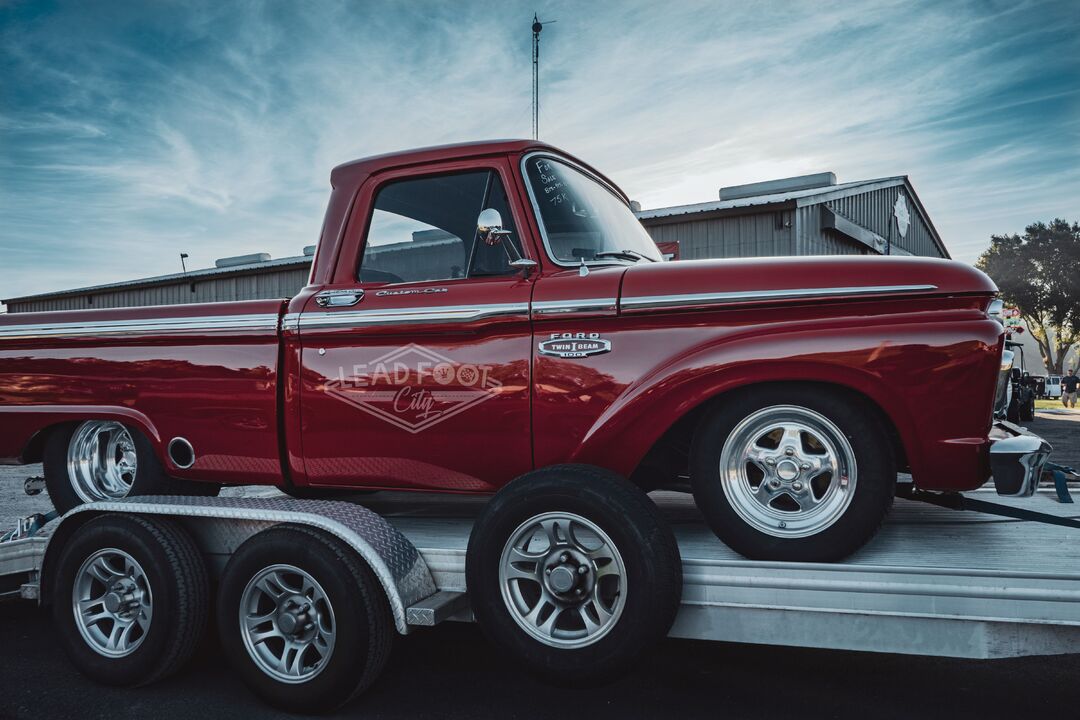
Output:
(215, 253), (271, 268)
(303, 245), (316, 257)
(719, 172), (837, 201)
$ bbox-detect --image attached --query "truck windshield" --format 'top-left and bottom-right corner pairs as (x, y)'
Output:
(524, 155), (663, 265)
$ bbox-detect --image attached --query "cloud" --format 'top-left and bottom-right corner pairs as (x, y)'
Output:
(0, 0), (1077, 307)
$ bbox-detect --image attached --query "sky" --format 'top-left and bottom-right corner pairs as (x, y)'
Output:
(1, 0), (1078, 308)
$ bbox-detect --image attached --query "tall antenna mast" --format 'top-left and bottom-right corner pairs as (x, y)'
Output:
(532, 13), (556, 140)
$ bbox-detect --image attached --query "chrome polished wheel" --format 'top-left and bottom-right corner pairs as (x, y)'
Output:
(499, 512), (627, 649)
(720, 405), (857, 539)
(239, 565), (336, 684)
(66, 421), (138, 503)
(72, 548), (153, 658)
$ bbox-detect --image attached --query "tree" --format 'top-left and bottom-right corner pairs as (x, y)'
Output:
(976, 219), (1080, 375)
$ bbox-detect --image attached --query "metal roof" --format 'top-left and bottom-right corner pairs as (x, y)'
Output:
(633, 177), (907, 220)
(3, 254), (312, 305)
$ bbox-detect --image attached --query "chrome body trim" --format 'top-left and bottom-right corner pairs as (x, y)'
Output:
(532, 298), (618, 315)
(0, 314), (281, 340)
(295, 302), (530, 331)
(620, 284), (940, 311)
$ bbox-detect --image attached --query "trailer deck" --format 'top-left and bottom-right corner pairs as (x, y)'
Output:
(360, 488), (1080, 659)
(3, 487), (1080, 661)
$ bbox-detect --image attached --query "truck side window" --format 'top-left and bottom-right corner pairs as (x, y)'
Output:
(359, 170), (522, 284)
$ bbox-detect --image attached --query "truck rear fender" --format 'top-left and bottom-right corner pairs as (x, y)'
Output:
(38, 498), (438, 635)
(6, 407), (161, 465)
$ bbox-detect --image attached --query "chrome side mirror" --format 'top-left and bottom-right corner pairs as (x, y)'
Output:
(477, 208), (512, 245)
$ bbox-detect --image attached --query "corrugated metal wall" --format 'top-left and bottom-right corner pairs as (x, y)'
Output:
(795, 204), (871, 256)
(8, 265), (310, 313)
(823, 186), (941, 257)
(643, 210), (795, 259)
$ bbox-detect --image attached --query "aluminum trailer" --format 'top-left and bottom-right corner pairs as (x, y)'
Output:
(4, 488), (1080, 661)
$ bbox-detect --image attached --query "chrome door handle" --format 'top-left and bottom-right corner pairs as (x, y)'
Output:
(315, 289), (365, 308)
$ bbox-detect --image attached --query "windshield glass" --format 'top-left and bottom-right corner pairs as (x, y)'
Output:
(524, 156), (663, 265)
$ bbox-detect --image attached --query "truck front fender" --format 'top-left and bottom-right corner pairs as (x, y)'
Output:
(569, 320), (997, 487)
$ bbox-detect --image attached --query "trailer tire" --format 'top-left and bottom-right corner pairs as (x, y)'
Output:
(691, 386), (895, 562)
(43, 421), (219, 514)
(217, 525), (393, 714)
(466, 465), (681, 684)
(51, 514), (209, 687)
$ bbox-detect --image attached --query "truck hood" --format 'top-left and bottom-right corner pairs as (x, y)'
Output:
(618, 256), (996, 312)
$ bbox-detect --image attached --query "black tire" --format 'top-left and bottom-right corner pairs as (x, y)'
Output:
(466, 464), (681, 684)
(691, 386), (895, 562)
(43, 421), (220, 513)
(1020, 393), (1036, 422)
(217, 525), (393, 713)
(50, 514), (209, 686)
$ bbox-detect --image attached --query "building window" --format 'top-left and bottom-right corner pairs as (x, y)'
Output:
(358, 170), (522, 285)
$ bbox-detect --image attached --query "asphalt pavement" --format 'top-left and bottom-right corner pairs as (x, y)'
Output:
(2, 598), (1079, 720)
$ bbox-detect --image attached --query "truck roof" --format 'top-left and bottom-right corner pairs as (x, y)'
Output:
(329, 139), (626, 202)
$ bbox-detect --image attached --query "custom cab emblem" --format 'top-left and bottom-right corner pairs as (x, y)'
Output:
(538, 332), (612, 359)
(375, 287), (448, 297)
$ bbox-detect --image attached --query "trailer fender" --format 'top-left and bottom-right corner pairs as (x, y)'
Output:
(38, 496), (437, 634)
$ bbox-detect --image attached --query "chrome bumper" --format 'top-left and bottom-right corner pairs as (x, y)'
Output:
(989, 421), (1052, 497)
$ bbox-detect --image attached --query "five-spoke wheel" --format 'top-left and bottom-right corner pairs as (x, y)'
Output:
(692, 386), (895, 562)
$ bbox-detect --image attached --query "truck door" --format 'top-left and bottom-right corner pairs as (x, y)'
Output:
(296, 161), (535, 492)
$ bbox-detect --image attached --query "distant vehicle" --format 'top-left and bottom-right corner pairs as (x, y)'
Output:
(1045, 375), (1063, 399)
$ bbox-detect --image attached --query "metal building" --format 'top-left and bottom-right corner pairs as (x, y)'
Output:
(1, 172), (947, 313)
(637, 172), (948, 260)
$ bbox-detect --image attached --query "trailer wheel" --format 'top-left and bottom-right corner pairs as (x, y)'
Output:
(466, 465), (681, 683)
(43, 421), (219, 513)
(691, 386), (895, 562)
(51, 514), (209, 686)
(217, 525), (393, 713)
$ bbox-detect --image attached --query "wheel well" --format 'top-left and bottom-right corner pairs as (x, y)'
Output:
(629, 381), (908, 491)
(20, 421), (79, 464)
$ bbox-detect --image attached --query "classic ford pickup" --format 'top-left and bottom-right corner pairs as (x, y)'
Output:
(0, 139), (1048, 561)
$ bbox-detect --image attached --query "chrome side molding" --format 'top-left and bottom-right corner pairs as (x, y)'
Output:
(620, 284), (940, 312)
(294, 302), (530, 331)
(0, 314), (281, 340)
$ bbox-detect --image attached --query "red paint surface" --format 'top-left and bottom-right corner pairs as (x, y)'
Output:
(0, 141), (1002, 494)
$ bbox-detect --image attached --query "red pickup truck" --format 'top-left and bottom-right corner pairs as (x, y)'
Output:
(0, 139), (1047, 562)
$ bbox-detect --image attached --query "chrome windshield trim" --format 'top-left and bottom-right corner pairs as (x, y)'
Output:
(0, 313), (281, 340)
(532, 298), (618, 315)
(620, 284), (940, 311)
(520, 151), (642, 270)
(297, 302), (530, 330)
